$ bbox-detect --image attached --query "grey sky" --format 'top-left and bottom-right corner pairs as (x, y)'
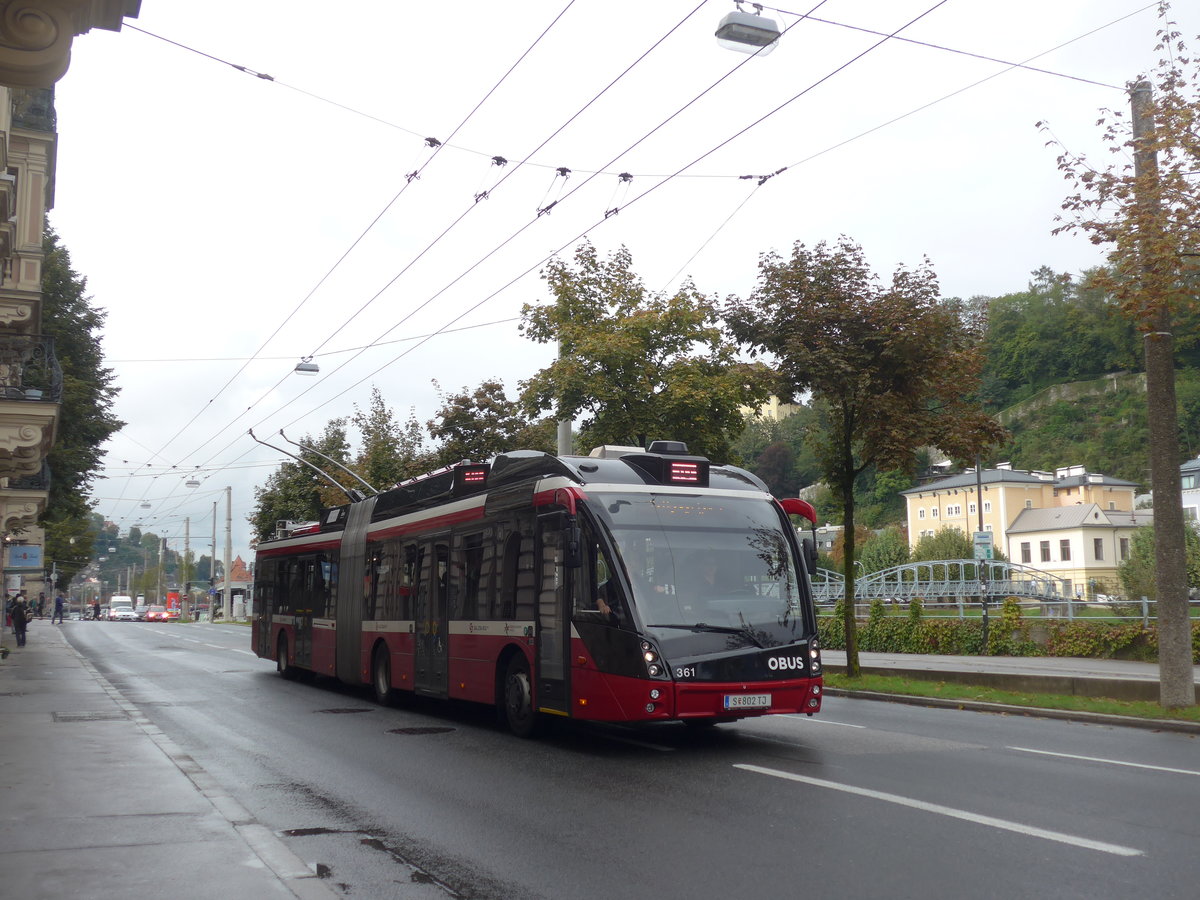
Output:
(47, 0), (1195, 560)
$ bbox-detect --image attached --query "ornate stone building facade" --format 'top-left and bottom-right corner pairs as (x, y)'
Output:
(0, 1), (139, 595)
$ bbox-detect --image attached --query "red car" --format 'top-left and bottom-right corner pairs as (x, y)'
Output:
(145, 605), (168, 622)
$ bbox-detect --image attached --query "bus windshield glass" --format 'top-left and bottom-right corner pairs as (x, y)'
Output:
(591, 490), (806, 643)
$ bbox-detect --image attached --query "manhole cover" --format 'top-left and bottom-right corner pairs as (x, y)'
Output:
(387, 726), (455, 735)
(315, 708), (373, 715)
(53, 711), (128, 723)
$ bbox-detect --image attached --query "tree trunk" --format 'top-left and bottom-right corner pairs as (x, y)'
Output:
(1145, 323), (1195, 708)
(840, 442), (860, 677)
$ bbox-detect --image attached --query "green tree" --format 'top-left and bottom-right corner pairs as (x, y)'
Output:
(351, 387), (431, 490)
(726, 237), (1005, 676)
(910, 527), (974, 562)
(39, 227), (123, 589)
(1119, 522), (1200, 601)
(858, 526), (910, 575)
(520, 242), (774, 460)
(1041, 8), (1199, 707)
(427, 378), (555, 466)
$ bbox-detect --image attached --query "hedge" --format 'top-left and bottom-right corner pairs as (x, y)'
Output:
(818, 597), (1200, 663)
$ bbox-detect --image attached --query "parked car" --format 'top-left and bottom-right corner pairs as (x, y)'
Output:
(145, 605), (168, 622)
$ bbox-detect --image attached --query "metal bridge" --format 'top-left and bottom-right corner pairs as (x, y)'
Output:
(811, 559), (1069, 606)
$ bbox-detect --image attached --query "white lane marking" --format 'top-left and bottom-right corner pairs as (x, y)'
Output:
(783, 715), (865, 728)
(203, 643), (226, 650)
(230, 649), (258, 656)
(1009, 746), (1200, 777)
(734, 763), (1143, 857)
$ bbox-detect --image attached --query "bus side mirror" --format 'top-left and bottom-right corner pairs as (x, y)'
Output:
(801, 536), (817, 574)
(565, 520), (582, 568)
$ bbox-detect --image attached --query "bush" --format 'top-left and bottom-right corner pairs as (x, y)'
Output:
(816, 604), (1199, 662)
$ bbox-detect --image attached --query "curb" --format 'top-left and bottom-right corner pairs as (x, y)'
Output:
(67, 638), (340, 900)
(822, 687), (1200, 735)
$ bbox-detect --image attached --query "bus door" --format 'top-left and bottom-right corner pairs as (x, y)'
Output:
(287, 558), (314, 669)
(535, 515), (570, 716)
(414, 538), (449, 697)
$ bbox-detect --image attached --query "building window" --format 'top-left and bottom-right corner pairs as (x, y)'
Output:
(1021, 542), (1031, 564)
(1119, 537), (1130, 560)
(1183, 474), (1197, 490)
(968, 502), (976, 515)
(1107, 501), (1116, 510)
(985, 523), (992, 531)
(1060, 539), (1071, 561)
(931, 507), (939, 518)
(1025, 499), (1033, 509)
(984, 501), (992, 513)
(947, 504), (961, 516)
(1094, 538), (1104, 561)
(918, 508), (926, 519)
(1040, 541), (1051, 562)
(1186, 507), (1197, 521)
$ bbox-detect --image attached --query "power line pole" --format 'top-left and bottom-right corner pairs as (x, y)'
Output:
(1131, 79), (1192, 709)
(223, 486), (233, 621)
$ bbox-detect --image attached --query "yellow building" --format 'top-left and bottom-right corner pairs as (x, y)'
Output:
(901, 464), (1139, 549)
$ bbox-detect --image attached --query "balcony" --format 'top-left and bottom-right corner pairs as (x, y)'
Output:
(0, 333), (60, 477)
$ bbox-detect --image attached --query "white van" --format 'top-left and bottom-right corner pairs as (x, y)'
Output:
(108, 595), (136, 621)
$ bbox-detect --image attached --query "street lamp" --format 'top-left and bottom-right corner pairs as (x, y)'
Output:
(715, 3), (781, 55)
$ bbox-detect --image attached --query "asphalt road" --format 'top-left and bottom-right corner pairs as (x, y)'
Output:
(65, 621), (1200, 900)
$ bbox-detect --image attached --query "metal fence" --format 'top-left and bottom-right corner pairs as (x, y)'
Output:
(811, 559), (1170, 623)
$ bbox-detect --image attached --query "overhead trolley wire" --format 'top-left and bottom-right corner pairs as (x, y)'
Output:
(656, 0), (1158, 294)
(183, 2), (715, 470)
(254, 0), (954, 434)
(113, 2), (580, 480)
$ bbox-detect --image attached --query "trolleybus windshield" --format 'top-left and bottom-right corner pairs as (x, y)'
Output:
(592, 490), (807, 649)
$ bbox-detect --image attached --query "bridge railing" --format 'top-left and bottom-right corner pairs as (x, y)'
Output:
(810, 560), (1165, 622)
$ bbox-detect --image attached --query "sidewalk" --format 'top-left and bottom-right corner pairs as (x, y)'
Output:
(821, 648), (1200, 732)
(0, 620), (337, 900)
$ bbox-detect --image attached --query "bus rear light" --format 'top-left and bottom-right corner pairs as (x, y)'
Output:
(649, 689), (661, 700)
(576, 655), (588, 666)
(578, 697), (588, 707)
(645, 703), (656, 713)
(808, 698), (819, 708)
(811, 684), (821, 695)
(648, 664), (662, 676)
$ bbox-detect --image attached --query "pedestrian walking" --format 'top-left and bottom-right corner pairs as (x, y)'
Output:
(11, 598), (27, 646)
(91, 598), (100, 620)
(51, 592), (65, 624)
(36, 592), (46, 618)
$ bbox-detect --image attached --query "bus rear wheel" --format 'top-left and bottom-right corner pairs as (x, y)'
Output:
(500, 654), (538, 738)
(276, 634), (297, 680)
(373, 646), (394, 707)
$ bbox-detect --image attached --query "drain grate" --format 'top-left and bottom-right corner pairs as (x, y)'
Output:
(52, 710), (128, 723)
(315, 708), (373, 715)
(387, 726), (455, 735)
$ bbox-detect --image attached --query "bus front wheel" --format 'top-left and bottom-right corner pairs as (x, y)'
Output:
(373, 645), (394, 707)
(500, 654), (538, 737)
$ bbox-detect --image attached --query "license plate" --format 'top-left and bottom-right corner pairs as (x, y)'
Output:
(724, 693), (771, 710)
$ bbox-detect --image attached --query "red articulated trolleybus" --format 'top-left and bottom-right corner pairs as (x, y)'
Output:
(252, 441), (823, 736)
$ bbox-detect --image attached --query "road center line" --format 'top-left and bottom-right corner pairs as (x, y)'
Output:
(1008, 746), (1200, 777)
(733, 763), (1143, 857)
(783, 715), (865, 728)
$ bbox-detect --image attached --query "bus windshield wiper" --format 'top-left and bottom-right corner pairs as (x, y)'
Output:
(647, 623), (765, 648)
